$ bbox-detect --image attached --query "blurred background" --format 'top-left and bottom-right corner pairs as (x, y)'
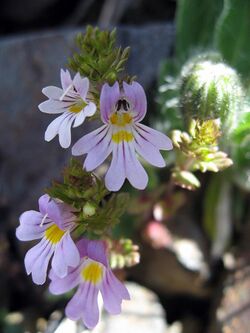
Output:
(1, 1), (250, 333)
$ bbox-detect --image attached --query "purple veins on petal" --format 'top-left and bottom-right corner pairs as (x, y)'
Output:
(122, 81), (147, 122)
(72, 125), (109, 156)
(16, 194), (79, 285)
(72, 80), (173, 191)
(105, 143), (126, 191)
(49, 239), (130, 329)
(100, 81), (120, 123)
(39, 69), (96, 148)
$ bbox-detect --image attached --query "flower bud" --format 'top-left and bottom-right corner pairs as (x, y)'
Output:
(180, 55), (244, 135)
(82, 202), (96, 217)
(172, 169), (200, 190)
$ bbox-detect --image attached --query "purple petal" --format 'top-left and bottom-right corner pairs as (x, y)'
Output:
(136, 124), (173, 150)
(49, 265), (81, 295)
(105, 269), (130, 300)
(46, 199), (74, 230)
(25, 238), (54, 285)
(100, 82), (120, 123)
(58, 114), (75, 148)
(44, 113), (68, 142)
(72, 125), (109, 156)
(16, 211), (45, 241)
(123, 141), (148, 189)
(100, 274), (122, 315)
(105, 143), (126, 191)
(87, 240), (108, 267)
(51, 234), (80, 279)
(65, 285), (85, 321)
(38, 194), (50, 215)
(81, 283), (99, 329)
(123, 81), (147, 122)
(62, 233), (80, 268)
(42, 86), (63, 100)
(61, 69), (72, 91)
(84, 128), (113, 171)
(51, 239), (68, 278)
(76, 239), (90, 258)
(73, 74), (89, 100)
(132, 126), (166, 167)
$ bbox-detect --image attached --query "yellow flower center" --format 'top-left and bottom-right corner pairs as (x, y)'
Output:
(69, 99), (87, 113)
(44, 224), (65, 244)
(81, 262), (103, 284)
(110, 113), (132, 126)
(112, 130), (134, 143)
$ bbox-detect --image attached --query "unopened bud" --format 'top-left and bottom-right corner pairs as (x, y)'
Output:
(82, 202), (96, 217)
(180, 55), (244, 135)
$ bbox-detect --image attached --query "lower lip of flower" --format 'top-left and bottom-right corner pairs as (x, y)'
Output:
(112, 130), (133, 143)
(44, 224), (65, 244)
(81, 261), (103, 284)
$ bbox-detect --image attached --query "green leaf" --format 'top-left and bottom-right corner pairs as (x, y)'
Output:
(215, 0), (250, 78)
(176, 0), (224, 62)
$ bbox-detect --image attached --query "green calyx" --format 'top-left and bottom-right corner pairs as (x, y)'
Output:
(68, 26), (130, 86)
(171, 119), (233, 190)
(46, 158), (130, 236)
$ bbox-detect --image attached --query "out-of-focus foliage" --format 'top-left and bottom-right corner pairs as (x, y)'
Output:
(158, 0), (250, 192)
(215, 0), (250, 79)
(176, 0), (224, 62)
(156, 0), (250, 251)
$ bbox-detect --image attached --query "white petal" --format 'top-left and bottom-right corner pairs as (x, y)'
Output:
(124, 141), (148, 189)
(105, 143), (126, 191)
(132, 126), (166, 167)
(73, 74), (89, 100)
(44, 113), (68, 142)
(58, 114), (75, 148)
(39, 100), (68, 114)
(42, 86), (63, 99)
(72, 125), (109, 156)
(73, 111), (86, 128)
(84, 128), (113, 171)
(61, 69), (72, 91)
(136, 124), (173, 150)
(84, 102), (96, 117)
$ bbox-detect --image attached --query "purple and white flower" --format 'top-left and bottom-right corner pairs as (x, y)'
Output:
(39, 69), (96, 148)
(16, 194), (80, 285)
(72, 81), (173, 191)
(49, 239), (130, 329)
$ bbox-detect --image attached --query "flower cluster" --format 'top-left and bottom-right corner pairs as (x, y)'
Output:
(16, 195), (129, 329)
(40, 72), (172, 191)
(16, 27), (173, 330)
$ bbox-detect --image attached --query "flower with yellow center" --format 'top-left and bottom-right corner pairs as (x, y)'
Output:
(39, 69), (96, 148)
(49, 239), (130, 330)
(16, 194), (80, 285)
(72, 81), (173, 191)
